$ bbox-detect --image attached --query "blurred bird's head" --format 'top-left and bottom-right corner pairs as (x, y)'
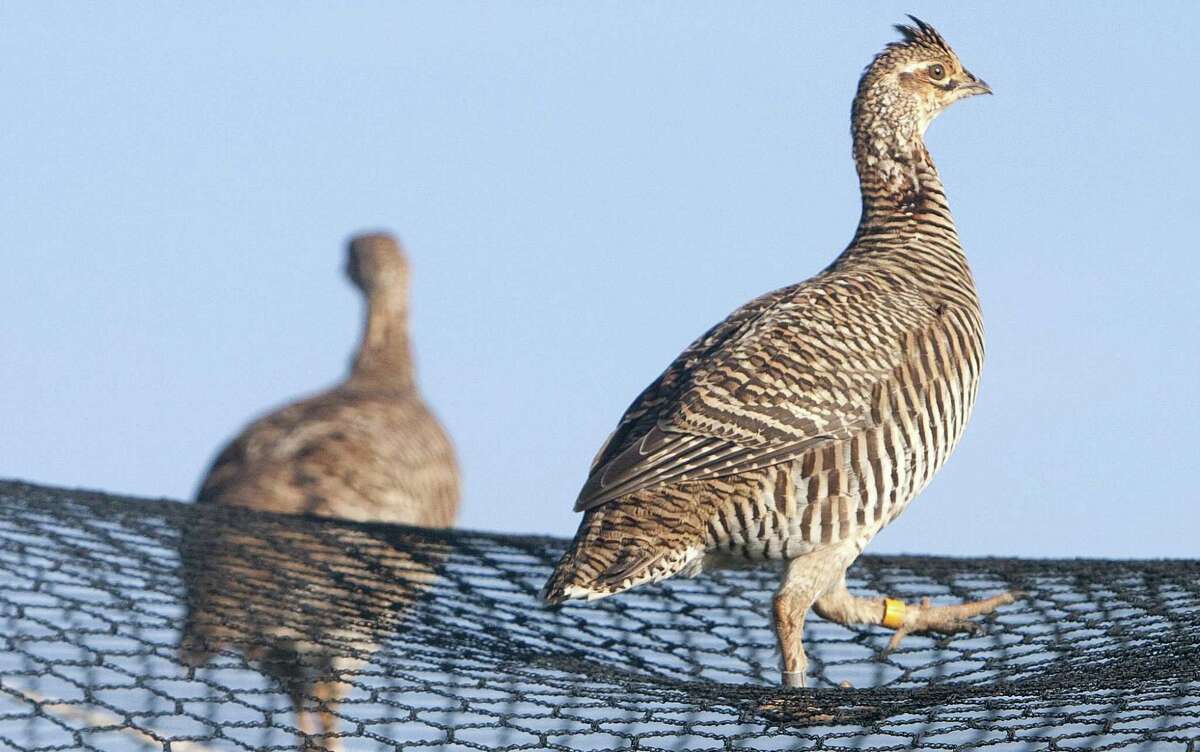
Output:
(346, 232), (409, 297)
(855, 16), (990, 138)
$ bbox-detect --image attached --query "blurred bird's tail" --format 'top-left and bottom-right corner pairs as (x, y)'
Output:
(177, 601), (233, 670)
(177, 624), (217, 670)
(541, 496), (706, 605)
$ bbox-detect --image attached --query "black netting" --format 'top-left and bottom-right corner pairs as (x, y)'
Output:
(1, 479), (1197, 751)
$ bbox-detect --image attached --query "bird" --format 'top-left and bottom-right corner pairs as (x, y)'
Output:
(178, 232), (459, 749)
(543, 18), (1017, 689)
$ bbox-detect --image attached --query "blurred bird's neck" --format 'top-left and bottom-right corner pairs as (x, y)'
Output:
(349, 287), (414, 391)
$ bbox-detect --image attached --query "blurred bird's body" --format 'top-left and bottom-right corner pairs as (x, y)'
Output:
(194, 233), (457, 528)
(195, 387), (456, 527)
(544, 19), (1017, 687)
(179, 233), (458, 750)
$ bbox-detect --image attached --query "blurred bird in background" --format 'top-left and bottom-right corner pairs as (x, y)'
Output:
(179, 233), (459, 750)
(544, 18), (1017, 688)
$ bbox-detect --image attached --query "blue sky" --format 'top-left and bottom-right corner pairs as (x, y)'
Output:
(1, 3), (1196, 557)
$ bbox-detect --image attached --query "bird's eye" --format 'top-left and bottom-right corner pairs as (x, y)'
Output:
(928, 64), (945, 80)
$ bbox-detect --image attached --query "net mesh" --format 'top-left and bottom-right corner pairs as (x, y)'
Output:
(1, 479), (1197, 751)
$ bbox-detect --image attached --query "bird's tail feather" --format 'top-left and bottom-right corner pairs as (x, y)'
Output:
(541, 497), (706, 605)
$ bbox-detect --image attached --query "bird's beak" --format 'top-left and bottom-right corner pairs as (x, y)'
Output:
(960, 69), (992, 96)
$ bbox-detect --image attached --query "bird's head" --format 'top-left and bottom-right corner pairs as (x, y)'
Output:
(856, 16), (990, 138)
(346, 232), (409, 296)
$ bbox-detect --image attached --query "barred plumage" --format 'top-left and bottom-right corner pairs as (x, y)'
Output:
(544, 18), (1017, 686)
(180, 232), (458, 748)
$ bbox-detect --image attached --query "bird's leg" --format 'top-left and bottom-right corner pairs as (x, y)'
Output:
(310, 679), (347, 752)
(289, 690), (319, 751)
(773, 592), (808, 688)
(881, 591), (1020, 652)
(812, 574), (1020, 652)
(772, 558), (823, 688)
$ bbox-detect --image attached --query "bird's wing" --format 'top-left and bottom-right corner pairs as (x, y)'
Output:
(575, 281), (940, 511)
(585, 284), (796, 475)
(194, 398), (326, 505)
(197, 390), (457, 521)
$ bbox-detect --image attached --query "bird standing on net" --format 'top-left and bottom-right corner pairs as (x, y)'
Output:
(544, 18), (1017, 688)
(178, 233), (459, 749)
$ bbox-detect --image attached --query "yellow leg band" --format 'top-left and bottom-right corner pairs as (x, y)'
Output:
(881, 598), (907, 629)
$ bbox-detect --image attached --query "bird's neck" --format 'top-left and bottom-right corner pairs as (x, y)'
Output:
(837, 92), (974, 303)
(349, 287), (414, 391)
(850, 92), (945, 215)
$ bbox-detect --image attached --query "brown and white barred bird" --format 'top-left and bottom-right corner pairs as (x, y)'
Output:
(544, 18), (1017, 688)
(179, 233), (459, 748)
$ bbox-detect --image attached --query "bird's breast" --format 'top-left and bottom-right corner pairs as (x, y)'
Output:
(703, 311), (982, 562)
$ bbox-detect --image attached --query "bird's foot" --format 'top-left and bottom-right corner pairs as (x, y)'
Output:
(755, 681), (874, 727)
(755, 697), (837, 726)
(884, 590), (1021, 653)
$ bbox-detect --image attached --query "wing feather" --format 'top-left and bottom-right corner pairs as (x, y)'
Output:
(575, 279), (940, 511)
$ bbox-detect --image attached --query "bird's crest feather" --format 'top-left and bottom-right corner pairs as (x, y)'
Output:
(890, 15), (953, 56)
